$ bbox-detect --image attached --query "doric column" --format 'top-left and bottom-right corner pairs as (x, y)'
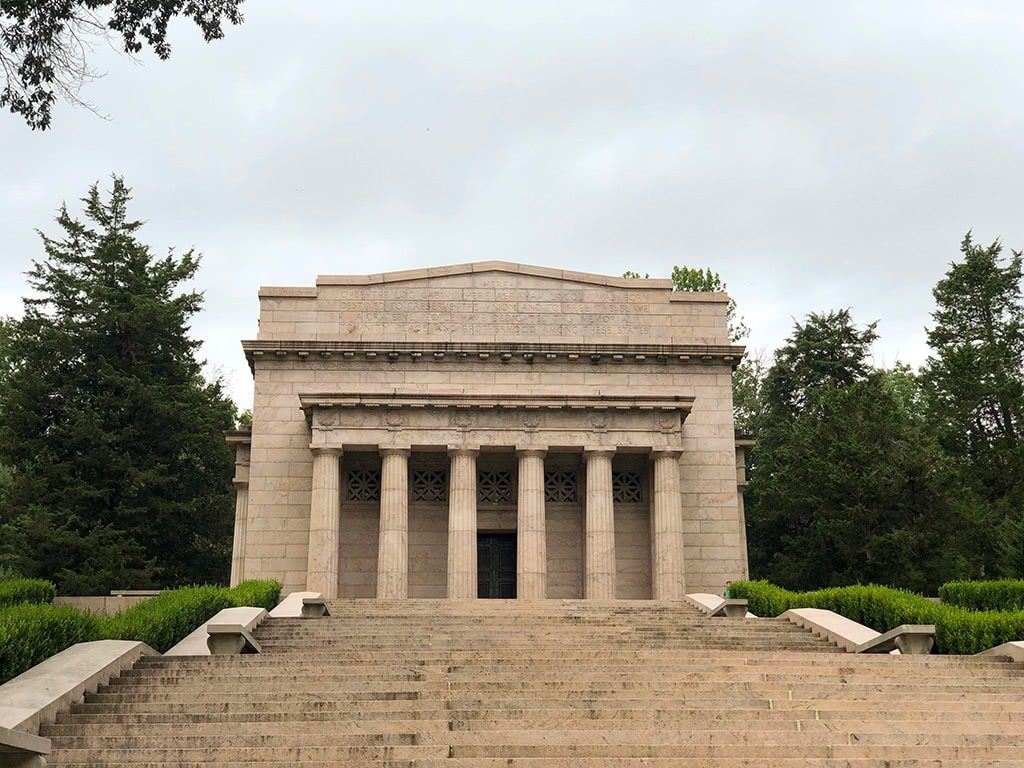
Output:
(516, 448), (547, 600)
(447, 448), (479, 599)
(584, 449), (616, 600)
(306, 446), (342, 597)
(229, 479), (249, 587)
(377, 448), (410, 599)
(651, 449), (686, 600)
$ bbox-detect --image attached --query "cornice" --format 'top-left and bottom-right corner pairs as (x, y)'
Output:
(242, 340), (745, 375)
(298, 391), (694, 413)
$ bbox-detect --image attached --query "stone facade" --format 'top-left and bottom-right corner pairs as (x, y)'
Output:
(229, 261), (748, 598)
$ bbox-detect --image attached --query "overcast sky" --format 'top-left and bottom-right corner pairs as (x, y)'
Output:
(2, 1), (1022, 407)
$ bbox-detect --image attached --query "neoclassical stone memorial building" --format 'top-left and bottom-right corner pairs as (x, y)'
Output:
(228, 262), (749, 599)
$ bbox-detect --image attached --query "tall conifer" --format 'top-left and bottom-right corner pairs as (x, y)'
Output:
(0, 178), (237, 593)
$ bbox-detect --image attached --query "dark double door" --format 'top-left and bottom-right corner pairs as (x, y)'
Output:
(477, 533), (516, 599)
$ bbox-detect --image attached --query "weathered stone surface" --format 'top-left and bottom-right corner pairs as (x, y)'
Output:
(234, 262), (747, 597)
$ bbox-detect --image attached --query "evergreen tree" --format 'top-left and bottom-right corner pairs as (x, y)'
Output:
(0, 178), (237, 593)
(746, 313), (978, 592)
(922, 233), (1024, 575)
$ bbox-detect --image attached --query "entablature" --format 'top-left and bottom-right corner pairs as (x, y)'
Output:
(299, 390), (693, 453)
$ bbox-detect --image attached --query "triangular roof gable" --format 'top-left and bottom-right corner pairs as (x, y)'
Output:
(314, 261), (674, 291)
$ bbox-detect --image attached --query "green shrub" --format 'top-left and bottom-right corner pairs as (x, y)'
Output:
(0, 578), (56, 607)
(0, 578), (283, 682)
(99, 585), (236, 653)
(0, 604), (101, 683)
(940, 579), (1024, 612)
(730, 579), (1024, 655)
(228, 579), (281, 611)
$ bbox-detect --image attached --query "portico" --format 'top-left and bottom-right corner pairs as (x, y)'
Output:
(229, 261), (749, 598)
(298, 391), (692, 600)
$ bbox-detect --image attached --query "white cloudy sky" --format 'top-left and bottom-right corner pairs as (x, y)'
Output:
(2, 1), (1022, 407)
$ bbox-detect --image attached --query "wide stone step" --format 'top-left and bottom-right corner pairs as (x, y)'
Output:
(43, 760), (1024, 768)
(41, 743), (1024, 762)
(42, 719), (1024, 738)
(44, 729), (1024, 750)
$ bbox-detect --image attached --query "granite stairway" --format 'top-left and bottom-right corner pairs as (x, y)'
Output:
(44, 599), (1024, 766)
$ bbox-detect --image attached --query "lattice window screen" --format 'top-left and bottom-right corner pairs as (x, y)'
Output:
(478, 470), (513, 504)
(412, 469), (448, 502)
(612, 471), (643, 503)
(544, 470), (578, 503)
(346, 469), (381, 502)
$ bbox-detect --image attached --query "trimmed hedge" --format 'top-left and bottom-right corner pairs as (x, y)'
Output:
(940, 579), (1024, 612)
(0, 604), (101, 684)
(0, 579), (282, 684)
(730, 580), (1024, 655)
(0, 578), (56, 607)
(228, 579), (282, 612)
(98, 585), (236, 653)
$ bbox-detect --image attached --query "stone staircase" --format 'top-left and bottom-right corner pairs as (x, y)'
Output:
(44, 599), (1024, 766)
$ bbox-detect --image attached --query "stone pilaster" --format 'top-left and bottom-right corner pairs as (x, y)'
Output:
(229, 479), (249, 587)
(306, 446), (342, 597)
(516, 448), (547, 600)
(377, 448), (410, 599)
(651, 449), (685, 600)
(584, 449), (616, 600)
(447, 448), (479, 599)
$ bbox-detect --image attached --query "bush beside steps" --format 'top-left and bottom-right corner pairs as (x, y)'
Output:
(731, 580), (1024, 655)
(0, 579), (281, 684)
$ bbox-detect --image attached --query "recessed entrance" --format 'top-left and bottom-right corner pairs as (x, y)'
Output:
(477, 532), (516, 599)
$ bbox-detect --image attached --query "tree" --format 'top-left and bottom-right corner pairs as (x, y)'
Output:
(0, 177), (237, 592)
(746, 312), (979, 592)
(761, 309), (878, 418)
(1, 0), (244, 130)
(921, 232), (1024, 576)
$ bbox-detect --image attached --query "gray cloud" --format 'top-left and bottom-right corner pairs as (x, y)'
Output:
(2, 0), (1023, 405)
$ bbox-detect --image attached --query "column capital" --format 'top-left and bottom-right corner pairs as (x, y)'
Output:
(515, 447), (547, 458)
(650, 449), (683, 460)
(232, 478), (250, 488)
(583, 447), (616, 459)
(379, 446), (411, 458)
(447, 445), (480, 458)
(310, 445), (343, 458)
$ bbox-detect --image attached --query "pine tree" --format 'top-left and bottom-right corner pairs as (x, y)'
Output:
(922, 233), (1024, 576)
(0, 178), (237, 593)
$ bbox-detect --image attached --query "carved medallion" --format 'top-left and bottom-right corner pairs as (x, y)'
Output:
(316, 409), (338, 427)
(451, 409), (474, 431)
(657, 411), (678, 433)
(385, 410), (405, 431)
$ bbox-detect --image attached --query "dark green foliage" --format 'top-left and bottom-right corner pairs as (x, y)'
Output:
(1, 0), (245, 130)
(228, 579), (281, 611)
(0, 604), (101, 683)
(0, 179), (238, 592)
(730, 580), (1024, 655)
(0, 579), (281, 683)
(99, 585), (235, 653)
(940, 580), (1024, 612)
(0, 578), (56, 607)
(921, 233), (1024, 577)
(747, 352), (977, 592)
(761, 310), (878, 418)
